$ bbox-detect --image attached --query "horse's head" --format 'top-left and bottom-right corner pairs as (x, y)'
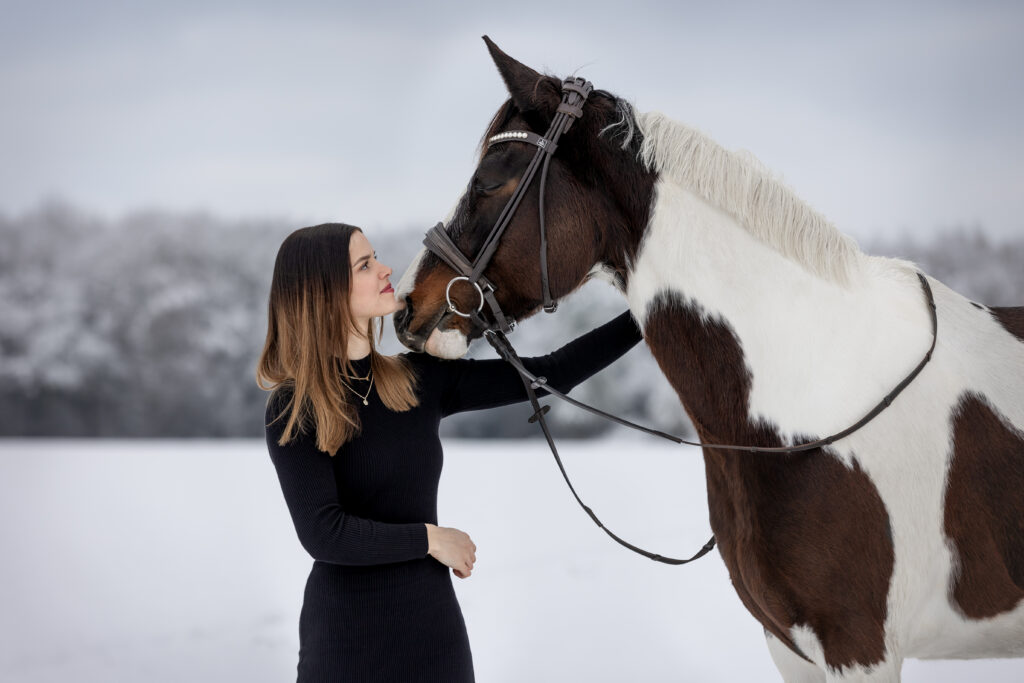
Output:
(394, 37), (654, 358)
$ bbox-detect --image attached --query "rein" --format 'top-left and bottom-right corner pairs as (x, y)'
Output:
(480, 271), (936, 565)
(421, 76), (940, 565)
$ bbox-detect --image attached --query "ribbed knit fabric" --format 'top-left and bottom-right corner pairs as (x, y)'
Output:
(265, 310), (643, 682)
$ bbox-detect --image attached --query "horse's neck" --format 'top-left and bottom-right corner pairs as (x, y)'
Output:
(625, 178), (932, 446)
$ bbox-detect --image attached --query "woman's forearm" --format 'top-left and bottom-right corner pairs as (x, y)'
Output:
(520, 310), (643, 393)
(436, 310), (643, 415)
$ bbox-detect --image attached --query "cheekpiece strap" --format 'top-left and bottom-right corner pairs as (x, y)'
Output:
(558, 77), (593, 133)
(561, 78), (593, 100)
(556, 102), (584, 118)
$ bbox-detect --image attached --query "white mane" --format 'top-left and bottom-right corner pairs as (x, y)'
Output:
(633, 110), (863, 284)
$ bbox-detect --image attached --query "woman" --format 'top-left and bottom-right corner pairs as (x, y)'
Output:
(257, 223), (643, 682)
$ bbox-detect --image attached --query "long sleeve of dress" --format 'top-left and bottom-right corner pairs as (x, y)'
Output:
(265, 396), (429, 566)
(437, 309), (644, 416)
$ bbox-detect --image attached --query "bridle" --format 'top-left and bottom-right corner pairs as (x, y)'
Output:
(423, 76), (594, 335)
(420, 76), (939, 566)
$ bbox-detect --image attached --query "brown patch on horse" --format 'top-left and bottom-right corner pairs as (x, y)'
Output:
(944, 392), (1024, 619)
(473, 103), (658, 290)
(643, 292), (894, 670)
(991, 306), (1024, 344)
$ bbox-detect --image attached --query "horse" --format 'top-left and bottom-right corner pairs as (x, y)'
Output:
(392, 37), (1024, 682)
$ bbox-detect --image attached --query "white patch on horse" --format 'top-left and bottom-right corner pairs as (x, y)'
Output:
(585, 262), (625, 293)
(623, 111), (1024, 672)
(425, 327), (469, 359)
(789, 624), (902, 681)
(765, 631), (825, 683)
(597, 98), (638, 151)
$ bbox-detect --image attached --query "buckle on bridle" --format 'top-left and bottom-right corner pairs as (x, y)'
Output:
(445, 276), (486, 317)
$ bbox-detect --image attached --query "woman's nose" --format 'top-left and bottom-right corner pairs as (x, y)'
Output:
(382, 264), (393, 278)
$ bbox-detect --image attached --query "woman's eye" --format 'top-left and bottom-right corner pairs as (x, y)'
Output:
(359, 253), (377, 270)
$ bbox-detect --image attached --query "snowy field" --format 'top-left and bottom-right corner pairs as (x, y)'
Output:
(1, 437), (1021, 682)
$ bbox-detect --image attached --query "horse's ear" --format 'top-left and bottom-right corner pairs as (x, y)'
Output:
(483, 35), (560, 119)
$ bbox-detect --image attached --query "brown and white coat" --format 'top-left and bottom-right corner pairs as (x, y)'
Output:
(394, 39), (1024, 682)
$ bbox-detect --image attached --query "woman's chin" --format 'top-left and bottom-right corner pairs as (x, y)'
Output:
(377, 300), (403, 318)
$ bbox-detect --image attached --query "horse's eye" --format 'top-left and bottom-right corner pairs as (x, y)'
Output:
(473, 180), (504, 195)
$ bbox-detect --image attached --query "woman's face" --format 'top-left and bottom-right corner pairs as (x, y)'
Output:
(348, 230), (403, 324)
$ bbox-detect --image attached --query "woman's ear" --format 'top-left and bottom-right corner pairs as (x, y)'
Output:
(483, 35), (561, 123)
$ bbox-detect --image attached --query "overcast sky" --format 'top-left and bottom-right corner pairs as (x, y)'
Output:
(2, 0), (1022, 243)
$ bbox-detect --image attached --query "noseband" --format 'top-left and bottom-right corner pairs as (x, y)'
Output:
(423, 76), (594, 335)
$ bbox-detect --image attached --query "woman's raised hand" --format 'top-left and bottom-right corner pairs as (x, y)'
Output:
(425, 524), (477, 579)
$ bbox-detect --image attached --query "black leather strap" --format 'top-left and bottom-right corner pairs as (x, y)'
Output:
(424, 222), (473, 275)
(486, 273), (937, 455)
(423, 76), (595, 331)
(424, 223), (515, 333)
(556, 102), (584, 119)
(485, 327), (717, 565)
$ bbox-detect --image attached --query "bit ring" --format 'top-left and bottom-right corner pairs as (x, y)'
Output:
(445, 276), (485, 317)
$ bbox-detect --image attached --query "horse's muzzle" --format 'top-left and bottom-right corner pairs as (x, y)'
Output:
(392, 298), (425, 352)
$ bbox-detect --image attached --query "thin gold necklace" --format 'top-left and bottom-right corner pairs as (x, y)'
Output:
(340, 371), (374, 405)
(335, 353), (371, 381)
(343, 368), (371, 381)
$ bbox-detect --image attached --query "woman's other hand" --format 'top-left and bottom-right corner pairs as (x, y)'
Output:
(425, 524), (477, 578)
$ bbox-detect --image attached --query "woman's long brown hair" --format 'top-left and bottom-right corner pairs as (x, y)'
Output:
(256, 223), (419, 456)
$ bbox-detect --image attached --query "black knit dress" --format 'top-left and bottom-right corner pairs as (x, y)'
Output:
(265, 311), (643, 682)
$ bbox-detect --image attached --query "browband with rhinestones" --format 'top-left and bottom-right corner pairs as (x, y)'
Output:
(486, 130), (557, 155)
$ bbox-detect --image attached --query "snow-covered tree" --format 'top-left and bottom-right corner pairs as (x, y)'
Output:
(0, 202), (1019, 438)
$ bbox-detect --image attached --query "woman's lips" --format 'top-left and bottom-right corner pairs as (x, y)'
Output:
(381, 284), (394, 294)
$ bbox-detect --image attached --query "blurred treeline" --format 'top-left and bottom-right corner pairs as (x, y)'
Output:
(1, 200), (1021, 438)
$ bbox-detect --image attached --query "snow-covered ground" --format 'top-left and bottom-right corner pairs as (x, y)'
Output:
(1, 437), (1021, 682)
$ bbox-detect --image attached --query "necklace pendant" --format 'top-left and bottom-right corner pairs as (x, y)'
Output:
(362, 398), (369, 405)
